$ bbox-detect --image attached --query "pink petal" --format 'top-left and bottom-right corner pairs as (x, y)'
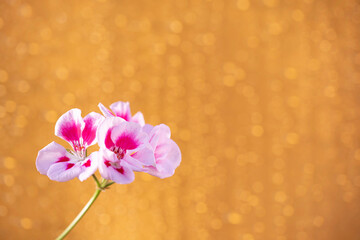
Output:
(98, 150), (135, 184)
(153, 134), (174, 160)
(55, 108), (84, 146)
(153, 124), (171, 139)
(142, 124), (153, 135)
(110, 122), (148, 150)
(36, 142), (76, 175)
(128, 144), (155, 167)
(82, 112), (104, 147)
(148, 124), (171, 149)
(97, 117), (125, 149)
(158, 140), (181, 174)
(107, 162), (135, 184)
(109, 101), (131, 121)
(122, 155), (145, 172)
(98, 149), (116, 179)
(47, 161), (82, 182)
(99, 148), (116, 179)
(98, 103), (115, 117)
(147, 139), (181, 178)
(78, 152), (99, 182)
(132, 112), (145, 126)
(144, 124), (181, 179)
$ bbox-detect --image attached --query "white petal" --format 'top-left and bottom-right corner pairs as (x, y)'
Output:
(110, 122), (148, 150)
(97, 117), (125, 149)
(47, 162), (82, 182)
(36, 142), (76, 175)
(98, 150), (135, 184)
(98, 103), (115, 117)
(132, 112), (145, 126)
(55, 108), (85, 146)
(78, 152), (99, 182)
(82, 112), (105, 147)
(109, 101), (131, 121)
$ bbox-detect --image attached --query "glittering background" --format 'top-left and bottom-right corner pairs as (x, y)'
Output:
(1, 0), (360, 239)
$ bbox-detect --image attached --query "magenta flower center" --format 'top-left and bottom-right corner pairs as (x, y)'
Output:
(110, 146), (126, 160)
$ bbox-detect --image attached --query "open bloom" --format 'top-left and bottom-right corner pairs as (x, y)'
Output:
(36, 109), (104, 182)
(97, 118), (155, 184)
(142, 124), (181, 178)
(98, 101), (145, 126)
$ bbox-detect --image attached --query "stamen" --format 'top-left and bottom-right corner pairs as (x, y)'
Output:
(73, 140), (86, 159)
(112, 147), (126, 160)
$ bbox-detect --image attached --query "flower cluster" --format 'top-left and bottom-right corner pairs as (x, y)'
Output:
(36, 101), (181, 184)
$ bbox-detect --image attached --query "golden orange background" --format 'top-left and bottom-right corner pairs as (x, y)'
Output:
(1, 0), (360, 239)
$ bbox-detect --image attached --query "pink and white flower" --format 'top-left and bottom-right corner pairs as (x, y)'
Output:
(98, 101), (145, 126)
(142, 124), (181, 178)
(97, 118), (155, 184)
(36, 101), (182, 184)
(36, 109), (104, 182)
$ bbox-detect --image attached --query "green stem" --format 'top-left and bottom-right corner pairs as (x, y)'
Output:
(55, 176), (115, 240)
(103, 181), (115, 189)
(55, 188), (102, 240)
(92, 174), (101, 188)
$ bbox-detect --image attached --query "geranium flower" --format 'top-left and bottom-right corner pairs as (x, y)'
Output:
(36, 109), (104, 182)
(35, 102), (182, 240)
(97, 118), (155, 184)
(98, 101), (145, 126)
(142, 124), (181, 178)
